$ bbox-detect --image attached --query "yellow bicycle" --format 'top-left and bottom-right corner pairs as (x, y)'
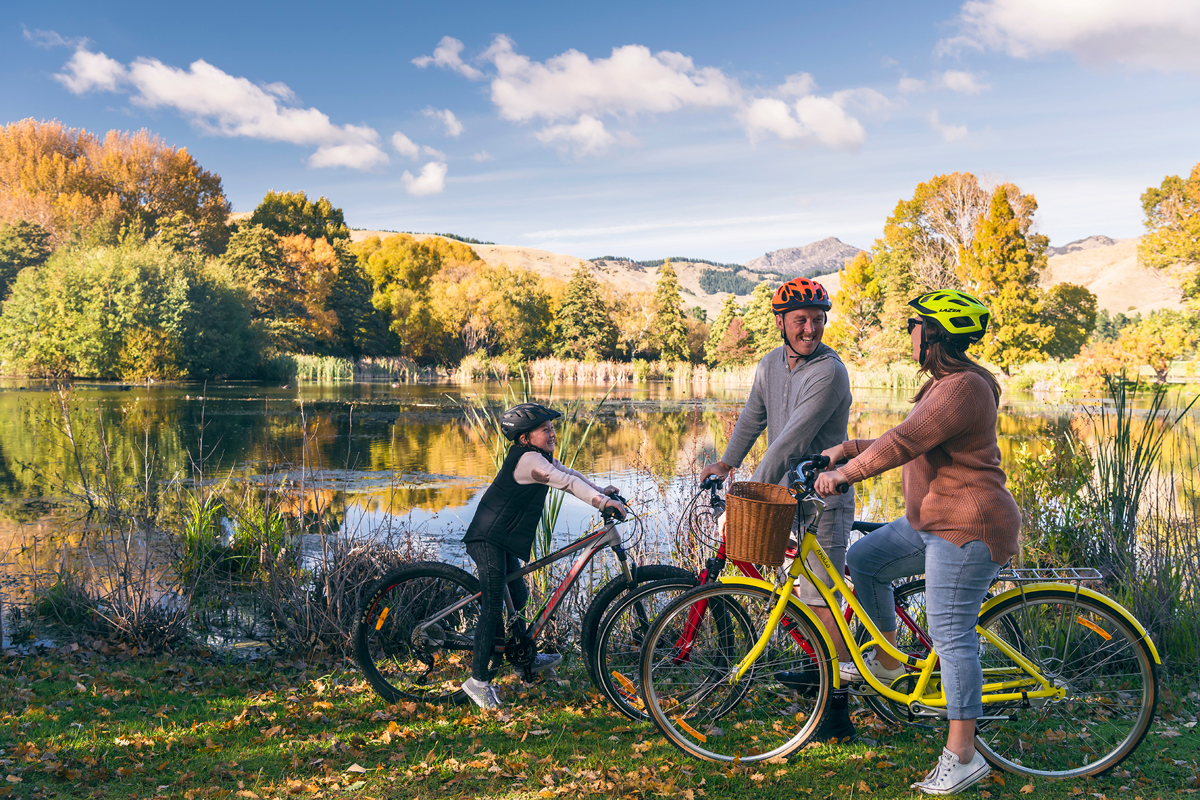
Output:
(639, 457), (1159, 779)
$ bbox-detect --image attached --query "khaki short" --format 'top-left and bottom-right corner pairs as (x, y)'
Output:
(787, 503), (851, 608)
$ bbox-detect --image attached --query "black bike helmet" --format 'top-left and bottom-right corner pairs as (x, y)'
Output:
(499, 403), (562, 441)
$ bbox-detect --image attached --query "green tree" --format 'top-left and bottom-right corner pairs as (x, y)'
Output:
(0, 239), (254, 379)
(1091, 309), (1140, 343)
(651, 260), (689, 361)
(741, 282), (778, 357)
(1139, 163), (1200, 306)
(553, 263), (617, 360)
(1041, 283), (1097, 360)
(959, 187), (1053, 374)
(1123, 310), (1199, 383)
(249, 190), (350, 242)
(824, 251), (881, 364)
(705, 295), (741, 365)
(0, 219), (51, 299)
(353, 234), (444, 361)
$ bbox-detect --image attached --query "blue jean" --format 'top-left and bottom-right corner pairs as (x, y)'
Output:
(846, 516), (1003, 720)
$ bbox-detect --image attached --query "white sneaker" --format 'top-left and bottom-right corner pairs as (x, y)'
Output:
(461, 677), (502, 709)
(840, 651), (906, 684)
(912, 748), (991, 795)
(531, 653), (562, 673)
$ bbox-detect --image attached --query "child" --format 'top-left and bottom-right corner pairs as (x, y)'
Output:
(460, 402), (629, 709)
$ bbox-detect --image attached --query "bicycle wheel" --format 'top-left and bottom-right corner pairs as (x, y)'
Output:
(973, 588), (1158, 778)
(854, 579), (933, 724)
(594, 575), (701, 721)
(641, 582), (833, 762)
(580, 564), (697, 692)
(354, 562), (481, 705)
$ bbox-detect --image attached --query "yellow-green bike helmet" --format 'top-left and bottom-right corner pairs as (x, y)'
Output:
(908, 289), (990, 345)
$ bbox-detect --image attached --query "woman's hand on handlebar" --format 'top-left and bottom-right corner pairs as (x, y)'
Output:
(814, 468), (850, 498)
(599, 484), (621, 496)
(820, 443), (846, 466)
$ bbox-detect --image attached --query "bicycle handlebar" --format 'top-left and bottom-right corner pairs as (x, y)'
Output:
(791, 455), (849, 495)
(602, 491), (629, 523)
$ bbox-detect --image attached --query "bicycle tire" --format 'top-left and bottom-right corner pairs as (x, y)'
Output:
(580, 564), (697, 691)
(354, 562), (481, 705)
(595, 575), (701, 721)
(973, 588), (1158, 778)
(641, 582), (833, 763)
(853, 579), (933, 724)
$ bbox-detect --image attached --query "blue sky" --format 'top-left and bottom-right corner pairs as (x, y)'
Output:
(4, 0), (1200, 262)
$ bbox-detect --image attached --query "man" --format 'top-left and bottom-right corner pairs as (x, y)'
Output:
(699, 275), (857, 742)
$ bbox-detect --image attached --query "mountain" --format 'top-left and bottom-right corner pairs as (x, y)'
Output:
(742, 237), (862, 277)
(1047, 235), (1117, 257)
(1041, 237), (1182, 316)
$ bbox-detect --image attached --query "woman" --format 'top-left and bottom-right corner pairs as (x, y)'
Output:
(814, 290), (1019, 795)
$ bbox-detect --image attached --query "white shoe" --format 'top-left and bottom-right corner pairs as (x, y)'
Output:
(531, 653), (561, 672)
(840, 651), (906, 684)
(912, 748), (991, 795)
(461, 677), (502, 709)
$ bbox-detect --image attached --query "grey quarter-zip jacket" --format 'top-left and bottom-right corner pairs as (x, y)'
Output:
(721, 342), (854, 509)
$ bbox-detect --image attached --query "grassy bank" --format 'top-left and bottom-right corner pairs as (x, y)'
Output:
(0, 648), (1195, 800)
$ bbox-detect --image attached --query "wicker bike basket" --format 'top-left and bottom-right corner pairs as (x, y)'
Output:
(724, 481), (796, 566)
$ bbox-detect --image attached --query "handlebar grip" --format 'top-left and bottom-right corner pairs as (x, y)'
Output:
(837, 483), (850, 494)
(700, 475), (722, 490)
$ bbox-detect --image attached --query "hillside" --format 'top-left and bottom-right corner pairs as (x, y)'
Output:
(346, 229), (1184, 322)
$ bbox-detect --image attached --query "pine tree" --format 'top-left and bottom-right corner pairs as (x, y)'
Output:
(705, 294), (741, 365)
(959, 187), (1053, 374)
(553, 263), (617, 360)
(824, 252), (882, 364)
(741, 282), (778, 357)
(651, 260), (689, 361)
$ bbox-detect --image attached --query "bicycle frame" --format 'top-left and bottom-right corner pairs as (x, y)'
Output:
(726, 500), (1067, 715)
(413, 518), (631, 650)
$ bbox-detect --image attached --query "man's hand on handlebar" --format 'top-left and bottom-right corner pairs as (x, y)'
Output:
(699, 460), (732, 486)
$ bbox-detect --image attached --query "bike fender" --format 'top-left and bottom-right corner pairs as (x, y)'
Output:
(981, 583), (1161, 665)
(717, 576), (842, 688)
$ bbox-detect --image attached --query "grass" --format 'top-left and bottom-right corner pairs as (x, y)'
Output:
(0, 649), (1195, 799)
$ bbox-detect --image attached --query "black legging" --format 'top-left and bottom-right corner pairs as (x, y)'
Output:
(465, 540), (530, 682)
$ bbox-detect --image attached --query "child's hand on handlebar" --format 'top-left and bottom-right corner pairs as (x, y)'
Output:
(602, 496), (629, 520)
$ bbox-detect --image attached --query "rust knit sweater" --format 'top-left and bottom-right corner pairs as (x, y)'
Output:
(839, 370), (1020, 564)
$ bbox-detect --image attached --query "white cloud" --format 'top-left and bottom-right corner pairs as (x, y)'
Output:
(55, 47), (126, 93)
(391, 131), (444, 160)
(898, 76), (928, 93)
(412, 35), (485, 80)
(945, 0), (1200, 71)
(534, 115), (634, 157)
(23, 27), (83, 49)
(779, 72), (817, 97)
(480, 35), (742, 122)
(51, 42), (388, 170)
(471, 150), (493, 162)
(742, 96), (866, 150)
(402, 161), (448, 196)
(939, 69), (989, 94)
(419, 34), (880, 155)
(424, 107), (464, 137)
(929, 110), (968, 142)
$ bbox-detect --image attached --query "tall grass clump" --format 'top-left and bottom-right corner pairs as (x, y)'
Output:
(846, 362), (922, 389)
(292, 355), (354, 382)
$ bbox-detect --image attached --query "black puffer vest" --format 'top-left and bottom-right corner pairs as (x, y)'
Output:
(462, 444), (550, 561)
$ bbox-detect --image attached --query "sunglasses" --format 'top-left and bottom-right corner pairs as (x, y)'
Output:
(906, 318), (924, 334)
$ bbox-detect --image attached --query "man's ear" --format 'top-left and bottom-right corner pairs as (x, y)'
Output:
(774, 313), (785, 332)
